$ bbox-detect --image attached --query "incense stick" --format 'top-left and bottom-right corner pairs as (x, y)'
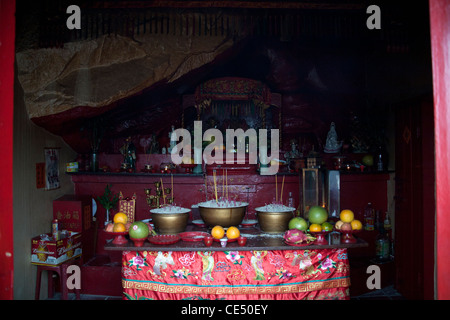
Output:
(160, 178), (166, 205)
(280, 175), (285, 204)
(222, 169), (225, 199)
(213, 170), (218, 203)
(275, 175), (278, 203)
(226, 169), (228, 200)
(171, 174), (174, 203)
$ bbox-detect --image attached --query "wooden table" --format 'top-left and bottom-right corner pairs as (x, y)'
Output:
(105, 225), (368, 300)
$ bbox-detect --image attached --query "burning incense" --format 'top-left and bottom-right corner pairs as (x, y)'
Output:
(280, 175), (285, 204)
(171, 174), (174, 203)
(213, 170), (218, 203)
(204, 175), (208, 201)
(222, 169), (225, 199)
(226, 169), (228, 200)
(275, 175), (278, 203)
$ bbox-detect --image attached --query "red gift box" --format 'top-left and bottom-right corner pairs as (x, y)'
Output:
(31, 232), (82, 266)
(53, 195), (92, 232)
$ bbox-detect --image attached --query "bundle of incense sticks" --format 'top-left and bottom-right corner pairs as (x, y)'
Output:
(213, 170), (218, 202)
(160, 178), (166, 205)
(276, 175), (278, 203)
(226, 169), (228, 200)
(275, 174), (285, 204)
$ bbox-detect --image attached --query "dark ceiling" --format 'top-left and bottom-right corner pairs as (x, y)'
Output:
(16, 0), (432, 154)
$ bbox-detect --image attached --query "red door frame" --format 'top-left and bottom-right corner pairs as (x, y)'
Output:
(430, 0), (450, 300)
(0, 0), (16, 300)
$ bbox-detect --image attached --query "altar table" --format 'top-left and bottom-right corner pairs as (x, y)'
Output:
(106, 227), (366, 300)
(120, 248), (351, 300)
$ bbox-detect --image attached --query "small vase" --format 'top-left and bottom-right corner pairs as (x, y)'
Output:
(105, 209), (110, 225)
(91, 152), (98, 172)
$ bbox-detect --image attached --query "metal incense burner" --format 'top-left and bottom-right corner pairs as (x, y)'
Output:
(144, 181), (173, 208)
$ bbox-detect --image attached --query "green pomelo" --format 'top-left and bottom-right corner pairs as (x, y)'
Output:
(288, 217), (308, 231)
(308, 206), (328, 224)
(129, 221), (149, 239)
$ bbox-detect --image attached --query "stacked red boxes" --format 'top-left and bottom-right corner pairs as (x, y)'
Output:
(53, 195), (92, 232)
(53, 195), (95, 261)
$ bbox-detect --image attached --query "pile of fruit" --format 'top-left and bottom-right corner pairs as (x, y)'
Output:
(105, 212), (131, 232)
(287, 205), (332, 233)
(105, 212), (156, 237)
(335, 209), (362, 231)
(284, 205), (330, 244)
(210, 225), (240, 240)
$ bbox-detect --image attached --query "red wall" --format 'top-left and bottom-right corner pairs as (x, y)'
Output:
(430, 0), (450, 300)
(0, 0), (15, 300)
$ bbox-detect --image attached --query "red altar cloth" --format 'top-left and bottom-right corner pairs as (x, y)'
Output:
(121, 248), (350, 300)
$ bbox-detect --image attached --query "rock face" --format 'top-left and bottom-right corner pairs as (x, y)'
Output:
(16, 33), (233, 119)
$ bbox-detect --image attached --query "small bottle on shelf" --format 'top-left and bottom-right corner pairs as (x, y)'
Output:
(375, 226), (391, 261)
(384, 211), (392, 231)
(288, 192), (294, 208)
(364, 202), (375, 231)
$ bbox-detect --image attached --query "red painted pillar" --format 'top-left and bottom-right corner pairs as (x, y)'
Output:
(0, 0), (16, 300)
(430, 0), (450, 300)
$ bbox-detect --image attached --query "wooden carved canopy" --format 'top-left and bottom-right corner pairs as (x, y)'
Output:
(182, 77), (282, 141)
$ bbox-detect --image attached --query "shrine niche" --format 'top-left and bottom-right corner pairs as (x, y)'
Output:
(182, 77), (282, 143)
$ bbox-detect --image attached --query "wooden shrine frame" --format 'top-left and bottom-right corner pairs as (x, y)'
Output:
(182, 77), (282, 144)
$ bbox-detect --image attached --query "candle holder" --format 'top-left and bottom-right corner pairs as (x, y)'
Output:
(145, 181), (174, 208)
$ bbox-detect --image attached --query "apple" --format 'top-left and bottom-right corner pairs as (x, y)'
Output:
(362, 154), (374, 167)
(105, 223), (114, 232)
(341, 222), (352, 231)
(335, 220), (344, 230)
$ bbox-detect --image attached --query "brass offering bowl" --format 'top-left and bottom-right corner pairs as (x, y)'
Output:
(198, 202), (248, 228)
(256, 206), (295, 233)
(150, 207), (190, 234)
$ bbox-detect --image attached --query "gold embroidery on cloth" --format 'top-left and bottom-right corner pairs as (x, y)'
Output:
(122, 277), (350, 295)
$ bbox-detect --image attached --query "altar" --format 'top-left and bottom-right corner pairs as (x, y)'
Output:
(105, 226), (367, 300)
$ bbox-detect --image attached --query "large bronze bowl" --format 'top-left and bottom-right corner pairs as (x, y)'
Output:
(198, 204), (248, 227)
(150, 208), (190, 234)
(256, 208), (294, 233)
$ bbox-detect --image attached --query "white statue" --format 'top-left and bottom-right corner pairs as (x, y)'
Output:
(168, 125), (177, 154)
(324, 122), (342, 153)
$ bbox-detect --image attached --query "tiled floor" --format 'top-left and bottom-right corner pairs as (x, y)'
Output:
(350, 285), (406, 300)
(47, 293), (122, 300)
(48, 285), (405, 300)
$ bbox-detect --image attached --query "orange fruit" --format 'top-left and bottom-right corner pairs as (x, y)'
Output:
(226, 226), (240, 239)
(351, 219), (363, 230)
(114, 212), (128, 224)
(309, 223), (322, 232)
(113, 222), (126, 232)
(211, 225), (225, 239)
(340, 209), (355, 223)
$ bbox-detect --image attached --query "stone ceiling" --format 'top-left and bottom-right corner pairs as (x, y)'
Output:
(15, 0), (432, 154)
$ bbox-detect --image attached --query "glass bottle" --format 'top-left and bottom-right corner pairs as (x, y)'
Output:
(383, 211), (392, 230)
(364, 202), (375, 231)
(288, 192), (294, 208)
(377, 146), (384, 171)
(375, 226), (391, 261)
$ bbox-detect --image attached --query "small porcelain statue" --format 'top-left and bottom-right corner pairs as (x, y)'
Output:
(324, 122), (343, 153)
(120, 136), (137, 169)
(285, 139), (302, 164)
